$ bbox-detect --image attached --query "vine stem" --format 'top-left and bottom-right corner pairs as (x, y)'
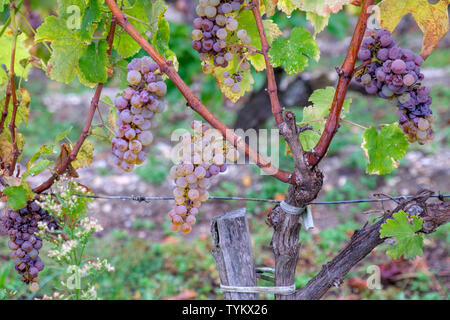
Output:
(250, 0), (283, 125)
(105, 0), (294, 184)
(7, 2), (21, 176)
(307, 0), (374, 166)
(33, 19), (117, 194)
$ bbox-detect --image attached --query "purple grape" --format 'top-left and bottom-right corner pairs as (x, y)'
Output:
(358, 48), (371, 61)
(376, 48), (389, 61)
(388, 47), (402, 60)
(391, 59), (406, 74)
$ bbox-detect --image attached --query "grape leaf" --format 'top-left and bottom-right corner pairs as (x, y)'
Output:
(262, 0), (278, 16)
(151, 7), (178, 70)
(54, 143), (79, 178)
(213, 58), (254, 103)
(277, 0), (355, 16)
(22, 160), (54, 180)
(296, 0), (356, 16)
(269, 27), (319, 75)
(79, 0), (102, 41)
(236, 10), (282, 72)
(0, 131), (25, 164)
(3, 184), (34, 210)
(79, 40), (109, 83)
(0, 31), (32, 83)
(4, 88), (30, 128)
(380, 210), (424, 259)
(0, 132), (12, 163)
(35, 16), (87, 84)
(377, 0), (450, 59)
(0, 0), (7, 12)
(306, 12), (329, 36)
(113, 0), (166, 59)
(277, 0), (298, 15)
(298, 86), (351, 151)
(54, 126), (73, 145)
(72, 138), (94, 170)
(361, 123), (409, 175)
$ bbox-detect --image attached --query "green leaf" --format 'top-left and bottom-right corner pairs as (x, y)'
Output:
(151, 7), (178, 69)
(361, 123), (409, 175)
(0, 0), (8, 13)
(0, 31), (32, 83)
(79, 40), (109, 83)
(298, 86), (351, 151)
(23, 160), (54, 180)
(306, 12), (329, 36)
(236, 10), (281, 72)
(54, 126), (73, 145)
(269, 27), (319, 75)
(3, 185), (33, 210)
(113, 0), (166, 59)
(79, 0), (101, 41)
(35, 16), (86, 84)
(380, 210), (424, 259)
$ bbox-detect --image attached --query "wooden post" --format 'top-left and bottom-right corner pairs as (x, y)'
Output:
(210, 208), (258, 300)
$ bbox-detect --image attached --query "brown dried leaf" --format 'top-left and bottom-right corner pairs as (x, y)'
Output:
(54, 143), (79, 178)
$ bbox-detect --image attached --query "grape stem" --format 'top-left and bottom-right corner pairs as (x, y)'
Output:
(306, 0), (375, 167)
(7, 2), (21, 176)
(250, 0), (283, 126)
(33, 18), (117, 194)
(105, 0), (295, 184)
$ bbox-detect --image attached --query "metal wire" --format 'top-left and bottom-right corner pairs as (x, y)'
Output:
(69, 193), (449, 205)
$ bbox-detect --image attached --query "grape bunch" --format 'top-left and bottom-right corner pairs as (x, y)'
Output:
(0, 201), (59, 291)
(111, 56), (167, 172)
(192, 0), (253, 92)
(355, 29), (433, 144)
(168, 121), (239, 234)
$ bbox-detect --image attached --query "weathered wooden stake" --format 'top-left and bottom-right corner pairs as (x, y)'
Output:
(210, 208), (258, 300)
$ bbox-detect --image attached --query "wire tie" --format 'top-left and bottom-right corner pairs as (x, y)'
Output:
(219, 284), (295, 295)
(280, 201), (303, 215)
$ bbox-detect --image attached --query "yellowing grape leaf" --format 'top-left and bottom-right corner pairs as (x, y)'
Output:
(277, 0), (355, 16)
(0, 131), (25, 165)
(306, 12), (329, 36)
(0, 31), (32, 84)
(262, 0), (278, 16)
(72, 139), (94, 170)
(213, 59), (254, 103)
(5, 88), (30, 128)
(297, 0), (357, 16)
(377, 0), (450, 59)
(35, 16), (87, 84)
(0, 131), (12, 162)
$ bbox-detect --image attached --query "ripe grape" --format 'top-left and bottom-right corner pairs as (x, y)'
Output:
(356, 29), (434, 144)
(1, 202), (60, 290)
(167, 120), (239, 234)
(391, 59), (406, 74)
(112, 57), (167, 171)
